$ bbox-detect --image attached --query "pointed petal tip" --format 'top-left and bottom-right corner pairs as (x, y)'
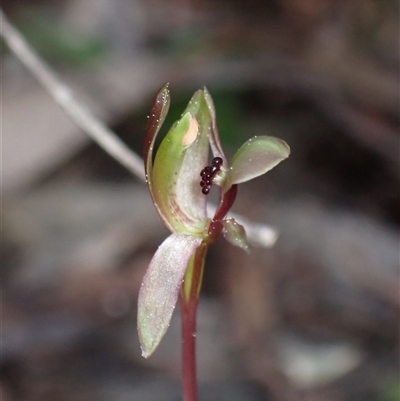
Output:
(280, 138), (291, 158)
(242, 245), (250, 254)
(139, 324), (163, 359)
(141, 348), (151, 359)
(159, 83), (170, 95)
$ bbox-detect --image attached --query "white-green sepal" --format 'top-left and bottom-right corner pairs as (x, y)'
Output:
(138, 234), (202, 358)
(228, 136), (290, 185)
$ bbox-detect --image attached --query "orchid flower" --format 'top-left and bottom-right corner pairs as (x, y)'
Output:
(138, 85), (290, 359)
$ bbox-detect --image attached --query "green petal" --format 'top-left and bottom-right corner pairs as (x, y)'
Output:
(222, 218), (249, 251)
(152, 90), (211, 235)
(175, 90), (211, 225)
(228, 136), (290, 185)
(138, 234), (202, 358)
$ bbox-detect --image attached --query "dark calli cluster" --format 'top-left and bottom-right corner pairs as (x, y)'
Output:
(199, 157), (223, 194)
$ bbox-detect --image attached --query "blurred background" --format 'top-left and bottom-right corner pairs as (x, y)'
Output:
(2, 1), (399, 400)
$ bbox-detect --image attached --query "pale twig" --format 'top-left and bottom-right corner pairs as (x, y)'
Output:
(1, 9), (277, 247)
(0, 9), (146, 181)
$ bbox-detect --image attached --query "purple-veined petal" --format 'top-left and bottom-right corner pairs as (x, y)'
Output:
(138, 234), (202, 358)
(228, 136), (290, 185)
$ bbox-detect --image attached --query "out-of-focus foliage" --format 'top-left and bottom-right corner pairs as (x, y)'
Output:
(16, 8), (107, 66)
(380, 382), (400, 401)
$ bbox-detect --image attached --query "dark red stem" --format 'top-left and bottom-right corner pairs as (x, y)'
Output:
(208, 184), (238, 242)
(180, 245), (207, 401)
(179, 184), (238, 401)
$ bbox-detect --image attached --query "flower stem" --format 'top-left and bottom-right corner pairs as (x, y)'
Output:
(208, 184), (238, 242)
(180, 244), (207, 401)
(181, 296), (198, 401)
(179, 185), (237, 400)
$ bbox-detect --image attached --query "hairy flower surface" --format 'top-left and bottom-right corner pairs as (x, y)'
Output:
(138, 85), (290, 357)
